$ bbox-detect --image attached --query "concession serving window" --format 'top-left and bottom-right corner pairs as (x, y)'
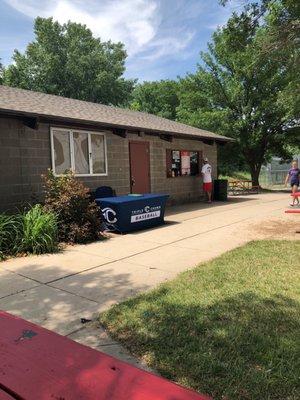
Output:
(166, 149), (202, 177)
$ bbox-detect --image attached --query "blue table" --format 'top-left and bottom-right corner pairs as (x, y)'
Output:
(96, 194), (169, 233)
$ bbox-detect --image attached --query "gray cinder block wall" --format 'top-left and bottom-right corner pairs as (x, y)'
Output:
(126, 133), (217, 205)
(0, 116), (217, 212)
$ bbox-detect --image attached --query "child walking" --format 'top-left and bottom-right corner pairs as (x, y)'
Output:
(285, 160), (300, 206)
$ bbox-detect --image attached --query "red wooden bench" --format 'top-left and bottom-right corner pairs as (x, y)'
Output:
(0, 311), (210, 400)
(0, 390), (15, 400)
(285, 192), (300, 232)
(287, 191), (300, 212)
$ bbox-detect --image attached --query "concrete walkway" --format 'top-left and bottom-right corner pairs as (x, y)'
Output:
(0, 192), (298, 367)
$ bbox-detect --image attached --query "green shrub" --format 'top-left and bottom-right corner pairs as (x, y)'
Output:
(19, 204), (58, 255)
(43, 170), (102, 244)
(0, 214), (23, 259)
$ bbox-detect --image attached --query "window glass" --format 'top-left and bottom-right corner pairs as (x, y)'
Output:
(91, 134), (106, 174)
(190, 151), (199, 176)
(51, 128), (107, 176)
(167, 149), (200, 177)
(73, 131), (89, 174)
(53, 130), (71, 174)
(171, 150), (181, 177)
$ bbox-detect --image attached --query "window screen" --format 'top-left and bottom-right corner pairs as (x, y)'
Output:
(190, 151), (199, 176)
(91, 134), (106, 174)
(51, 128), (107, 176)
(73, 131), (89, 174)
(52, 130), (71, 174)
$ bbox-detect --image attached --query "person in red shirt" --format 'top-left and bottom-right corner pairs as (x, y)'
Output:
(201, 157), (212, 203)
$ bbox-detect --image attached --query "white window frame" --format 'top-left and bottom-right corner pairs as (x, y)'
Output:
(50, 127), (108, 177)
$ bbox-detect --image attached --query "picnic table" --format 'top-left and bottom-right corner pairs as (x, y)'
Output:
(228, 180), (259, 195)
(0, 311), (210, 400)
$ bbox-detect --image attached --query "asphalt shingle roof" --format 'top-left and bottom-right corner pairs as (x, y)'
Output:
(0, 85), (231, 142)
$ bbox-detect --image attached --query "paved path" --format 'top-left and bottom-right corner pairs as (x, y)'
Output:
(0, 192), (298, 367)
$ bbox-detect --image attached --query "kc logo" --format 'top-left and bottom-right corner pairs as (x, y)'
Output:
(144, 206), (150, 213)
(101, 207), (117, 224)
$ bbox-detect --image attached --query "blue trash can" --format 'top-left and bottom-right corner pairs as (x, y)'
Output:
(96, 194), (169, 233)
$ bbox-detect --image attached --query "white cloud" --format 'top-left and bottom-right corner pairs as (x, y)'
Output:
(140, 31), (195, 61)
(205, 0), (246, 30)
(5, 0), (194, 60)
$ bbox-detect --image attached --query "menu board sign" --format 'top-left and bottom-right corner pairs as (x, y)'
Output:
(181, 151), (190, 175)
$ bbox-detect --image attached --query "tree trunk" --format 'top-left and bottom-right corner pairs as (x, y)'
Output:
(249, 164), (261, 187)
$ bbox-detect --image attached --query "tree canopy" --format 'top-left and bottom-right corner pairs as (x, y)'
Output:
(130, 80), (179, 120)
(0, 60), (3, 84)
(265, 0), (300, 119)
(1, 4), (299, 184)
(3, 17), (135, 106)
(177, 2), (299, 184)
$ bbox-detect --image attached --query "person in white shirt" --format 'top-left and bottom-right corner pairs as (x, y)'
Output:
(201, 157), (212, 203)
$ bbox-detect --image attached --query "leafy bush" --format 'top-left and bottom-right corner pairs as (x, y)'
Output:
(20, 204), (58, 255)
(0, 214), (23, 259)
(43, 170), (102, 244)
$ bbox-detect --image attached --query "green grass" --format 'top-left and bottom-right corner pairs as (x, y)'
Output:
(100, 240), (300, 400)
(219, 170), (251, 181)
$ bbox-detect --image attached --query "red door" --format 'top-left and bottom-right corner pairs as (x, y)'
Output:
(129, 141), (150, 194)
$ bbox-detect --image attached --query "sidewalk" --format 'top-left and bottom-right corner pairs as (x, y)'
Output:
(0, 192), (298, 366)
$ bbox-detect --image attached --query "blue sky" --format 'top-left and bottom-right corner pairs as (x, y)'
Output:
(0, 0), (241, 81)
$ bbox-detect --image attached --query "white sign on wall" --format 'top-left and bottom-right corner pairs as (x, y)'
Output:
(181, 151), (191, 175)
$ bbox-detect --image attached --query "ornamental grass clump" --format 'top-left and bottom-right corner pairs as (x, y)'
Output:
(43, 170), (102, 244)
(20, 204), (58, 255)
(0, 213), (23, 260)
(0, 205), (58, 259)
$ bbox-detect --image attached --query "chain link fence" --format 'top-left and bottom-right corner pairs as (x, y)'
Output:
(259, 155), (300, 188)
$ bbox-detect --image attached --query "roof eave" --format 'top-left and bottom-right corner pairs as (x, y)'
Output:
(0, 108), (234, 143)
